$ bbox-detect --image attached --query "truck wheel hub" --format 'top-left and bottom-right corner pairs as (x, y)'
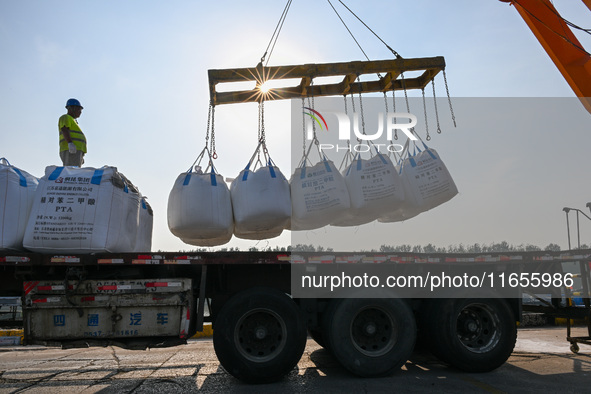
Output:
(255, 327), (267, 340)
(364, 322), (377, 335)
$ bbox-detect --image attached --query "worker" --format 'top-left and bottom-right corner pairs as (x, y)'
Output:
(58, 98), (87, 166)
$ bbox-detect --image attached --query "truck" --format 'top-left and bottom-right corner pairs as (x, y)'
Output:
(2, 0), (591, 385)
(1, 248), (590, 383)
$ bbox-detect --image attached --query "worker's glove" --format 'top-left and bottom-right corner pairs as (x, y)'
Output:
(68, 142), (77, 154)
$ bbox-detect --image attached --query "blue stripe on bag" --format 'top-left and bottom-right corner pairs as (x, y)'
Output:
(377, 153), (387, 165)
(409, 157), (417, 167)
(210, 172), (217, 186)
(269, 165), (277, 178)
(48, 167), (64, 180)
(91, 169), (104, 185)
(12, 167), (27, 187)
(427, 149), (438, 160)
(183, 173), (191, 186)
(300, 167), (306, 179)
(323, 160), (332, 173)
(141, 199), (147, 209)
(242, 161), (251, 181)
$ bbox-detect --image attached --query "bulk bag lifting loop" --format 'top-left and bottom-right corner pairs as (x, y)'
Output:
(0, 158), (30, 187)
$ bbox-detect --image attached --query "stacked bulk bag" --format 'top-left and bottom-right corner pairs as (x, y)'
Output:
(167, 149), (233, 247)
(332, 151), (405, 227)
(379, 141), (458, 222)
(231, 142), (291, 240)
(0, 158), (39, 250)
(23, 166), (141, 253)
(135, 197), (153, 252)
(116, 174), (152, 251)
(290, 150), (350, 231)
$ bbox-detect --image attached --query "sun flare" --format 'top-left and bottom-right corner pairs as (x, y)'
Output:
(259, 80), (272, 93)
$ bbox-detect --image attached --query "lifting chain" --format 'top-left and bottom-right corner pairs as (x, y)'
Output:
(422, 88), (430, 141)
(205, 102), (217, 159)
(301, 97), (307, 157)
(400, 72), (415, 138)
(349, 91), (360, 143)
(259, 100), (266, 145)
(343, 94), (351, 152)
(357, 75), (366, 136)
(257, 100), (268, 163)
(443, 69), (457, 127)
(384, 90), (397, 159)
(210, 104), (217, 158)
(391, 87), (398, 140)
(431, 79), (442, 134)
(308, 81), (317, 140)
(343, 94), (348, 115)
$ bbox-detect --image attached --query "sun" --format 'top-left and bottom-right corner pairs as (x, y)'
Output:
(259, 80), (272, 93)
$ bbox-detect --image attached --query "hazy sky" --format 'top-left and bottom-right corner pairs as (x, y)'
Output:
(1, 0), (590, 252)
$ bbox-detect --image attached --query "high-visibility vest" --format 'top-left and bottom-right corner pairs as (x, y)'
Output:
(58, 114), (87, 153)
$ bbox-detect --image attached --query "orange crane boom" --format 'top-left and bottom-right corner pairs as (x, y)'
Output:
(500, 0), (591, 114)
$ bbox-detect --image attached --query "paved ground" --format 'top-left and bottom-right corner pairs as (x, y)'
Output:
(1, 326), (591, 393)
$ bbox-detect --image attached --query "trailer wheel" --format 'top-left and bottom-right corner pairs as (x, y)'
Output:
(324, 298), (416, 377)
(212, 287), (307, 383)
(427, 298), (517, 372)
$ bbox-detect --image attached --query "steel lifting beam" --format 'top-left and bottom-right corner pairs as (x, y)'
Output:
(208, 57), (446, 106)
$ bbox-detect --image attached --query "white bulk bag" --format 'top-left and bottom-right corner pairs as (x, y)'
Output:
(231, 148), (291, 240)
(332, 153), (405, 227)
(290, 159), (350, 231)
(0, 158), (38, 250)
(378, 203), (422, 223)
(23, 166), (140, 253)
(167, 164), (233, 247)
(399, 147), (458, 212)
(379, 163), (422, 223)
(135, 197), (153, 252)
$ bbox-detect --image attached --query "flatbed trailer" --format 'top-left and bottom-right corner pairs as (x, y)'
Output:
(0, 249), (590, 383)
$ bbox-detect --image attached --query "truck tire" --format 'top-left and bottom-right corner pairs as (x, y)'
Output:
(427, 298), (517, 372)
(318, 298), (345, 353)
(212, 287), (307, 383)
(324, 298), (416, 377)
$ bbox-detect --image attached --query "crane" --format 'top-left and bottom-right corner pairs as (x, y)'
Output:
(500, 0), (591, 114)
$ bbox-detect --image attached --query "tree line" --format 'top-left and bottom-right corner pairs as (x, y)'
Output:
(174, 241), (588, 253)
